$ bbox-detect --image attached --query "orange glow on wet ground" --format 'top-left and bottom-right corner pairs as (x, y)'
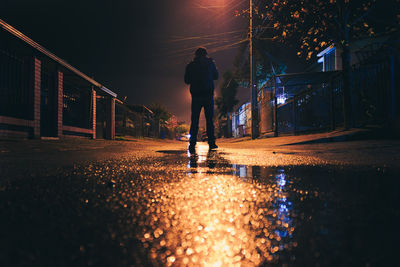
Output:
(139, 143), (294, 266)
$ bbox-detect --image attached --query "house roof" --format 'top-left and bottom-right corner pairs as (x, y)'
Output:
(0, 18), (117, 98)
(317, 45), (335, 57)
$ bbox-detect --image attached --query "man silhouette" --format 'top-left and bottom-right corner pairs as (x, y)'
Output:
(184, 47), (219, 153)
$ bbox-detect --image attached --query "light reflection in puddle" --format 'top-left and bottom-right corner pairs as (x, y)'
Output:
(143, 143), (295, 266)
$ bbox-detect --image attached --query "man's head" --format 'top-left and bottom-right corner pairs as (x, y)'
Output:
(195, 47), (207, 58)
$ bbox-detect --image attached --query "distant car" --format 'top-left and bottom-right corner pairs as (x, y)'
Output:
(178, 133), (190, 141)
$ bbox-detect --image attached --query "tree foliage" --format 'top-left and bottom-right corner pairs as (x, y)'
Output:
(148, 103), (171, 123)
(233, 41), (287, 88)
(254, 0), (400, 60)
(215, 71), (239, 119)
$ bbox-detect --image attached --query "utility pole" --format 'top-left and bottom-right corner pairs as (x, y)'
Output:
(249, 0), (259, 139)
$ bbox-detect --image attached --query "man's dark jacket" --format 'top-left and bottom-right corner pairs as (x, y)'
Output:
(184, 56), (219, 97)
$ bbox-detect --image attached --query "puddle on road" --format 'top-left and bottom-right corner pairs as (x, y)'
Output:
(148, 145), (294, 266)
(146, 144), (399, 266)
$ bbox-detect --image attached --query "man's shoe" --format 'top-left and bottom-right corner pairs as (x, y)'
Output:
(188, 144), (196, 153)
(209, 143), (218, 150)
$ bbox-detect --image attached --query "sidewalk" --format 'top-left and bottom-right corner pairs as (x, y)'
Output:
(1, 128), (399, 177)
(217, 128), (400, 169)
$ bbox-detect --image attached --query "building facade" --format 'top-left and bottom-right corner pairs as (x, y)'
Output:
(0, 19), (116, 139)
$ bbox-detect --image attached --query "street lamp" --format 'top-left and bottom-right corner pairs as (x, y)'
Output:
(249, 0), (259, 139)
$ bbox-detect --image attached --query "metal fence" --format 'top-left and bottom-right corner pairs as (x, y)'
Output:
(115, 103), (154, 138)
(63, 80), (92, 129)
(351, 58), (394, 127)
(0, 41), (32, 120)
(259, 52), (397, 136)
(260, 71), (342, 135)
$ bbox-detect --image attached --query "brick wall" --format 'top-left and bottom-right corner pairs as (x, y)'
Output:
(57, 71), (63, 137)
(33, 57), (41, 138)
(0, 116), (34, 138)
(0, 129), (30, 139)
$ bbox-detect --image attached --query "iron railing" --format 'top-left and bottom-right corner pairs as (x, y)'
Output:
(259, 53), (397, 136)
(0, 42), (32, 120)
(351, 59), (393, 127)
(260, 71), (342, 135)
(115, 103), (154, 138)
(63, 80), (92, 129)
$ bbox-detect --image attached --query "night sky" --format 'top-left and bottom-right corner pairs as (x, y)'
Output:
(1, 0), (249, 123)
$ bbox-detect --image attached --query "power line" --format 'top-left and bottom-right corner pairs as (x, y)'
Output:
(165, 37), (244, 57)
(208, 38), (249, 53)
(165, 38), (249, 59)
(168, 29), (247, 43)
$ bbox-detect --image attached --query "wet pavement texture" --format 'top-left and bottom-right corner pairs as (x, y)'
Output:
(1, 143), (399, 266)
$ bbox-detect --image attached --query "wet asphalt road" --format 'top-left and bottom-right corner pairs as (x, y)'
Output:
(1, 141), (399, 266)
